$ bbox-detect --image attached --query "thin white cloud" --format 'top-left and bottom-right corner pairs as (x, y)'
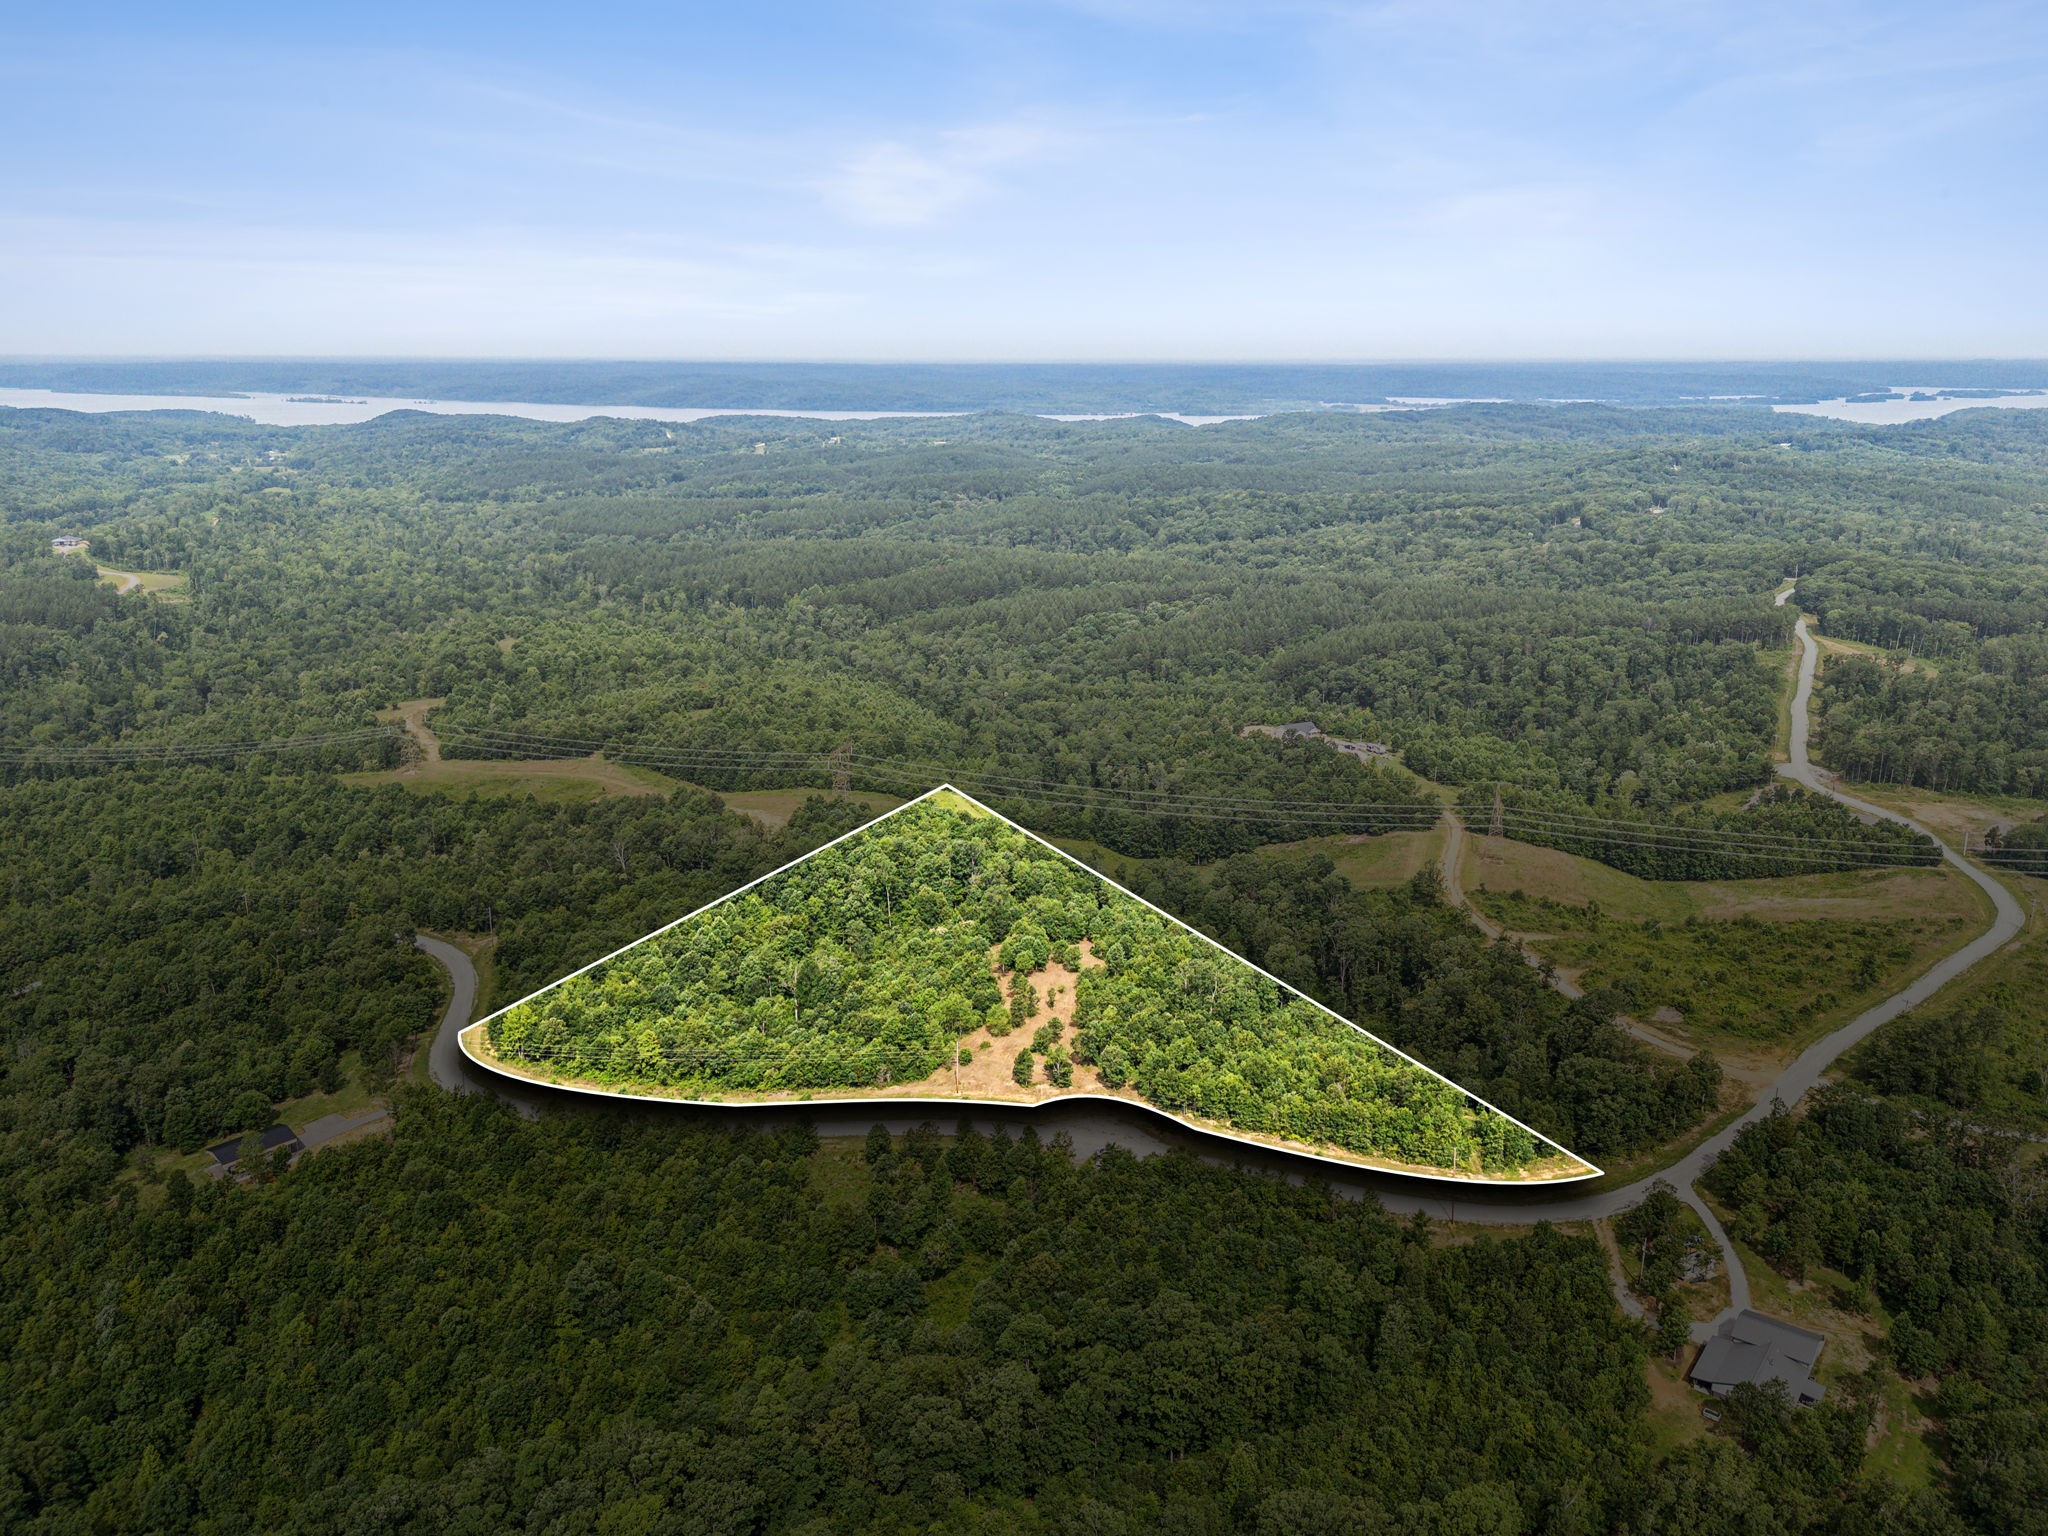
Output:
(820, 119), (1081, 228)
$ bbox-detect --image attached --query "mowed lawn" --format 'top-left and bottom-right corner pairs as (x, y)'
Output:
(97, 565), (189, 599)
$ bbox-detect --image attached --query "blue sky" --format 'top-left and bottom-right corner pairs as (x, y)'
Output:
(5, 1), (2046, 358)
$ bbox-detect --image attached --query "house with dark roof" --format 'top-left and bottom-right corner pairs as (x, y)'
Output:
(1689, 1310), (1827, 1405)
(204, 1123), (303, 1170)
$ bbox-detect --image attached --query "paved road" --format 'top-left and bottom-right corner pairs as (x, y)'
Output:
(1364, 586), (2024, 1331)
(413, 933), (546, 1117)
(409, 589), (2023, 1333)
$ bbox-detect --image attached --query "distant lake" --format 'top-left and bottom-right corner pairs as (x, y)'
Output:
(13, 382), (2048, 428)
(0, 387), (1260, 429)
(1774, 387), (2048, 424)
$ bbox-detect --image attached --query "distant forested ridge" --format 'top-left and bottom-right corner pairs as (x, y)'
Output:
(15, 399), (2048, 859)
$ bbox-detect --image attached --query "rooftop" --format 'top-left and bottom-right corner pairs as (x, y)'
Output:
(1690, 1310), (1827, 1404)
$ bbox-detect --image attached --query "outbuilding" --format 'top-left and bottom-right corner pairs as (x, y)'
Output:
(203, 1123), (304, 1170)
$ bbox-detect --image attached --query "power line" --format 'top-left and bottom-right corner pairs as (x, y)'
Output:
(434, 733), (1931, 866)
(434, 723), (1932, 850)
(0, 720), (1944, 867)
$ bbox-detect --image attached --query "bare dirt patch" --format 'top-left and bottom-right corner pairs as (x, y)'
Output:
(944, 941), (1106, 1099)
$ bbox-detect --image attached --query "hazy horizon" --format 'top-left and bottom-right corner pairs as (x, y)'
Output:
(9, 2), (2048, 359)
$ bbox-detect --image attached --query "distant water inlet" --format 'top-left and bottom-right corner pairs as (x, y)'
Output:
(1774, 386), (2048, 424)
(0, 387), (1258, 429)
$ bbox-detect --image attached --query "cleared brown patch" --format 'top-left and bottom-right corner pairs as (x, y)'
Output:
(374, 696), (448, 771)
(944, 939), (1106, 1098)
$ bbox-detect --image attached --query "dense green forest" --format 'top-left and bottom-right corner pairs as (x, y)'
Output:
(1703, 1089), (2048, 1532)
(6, 399), (2048, 1530)
(8, 403), (2046, 853)
(485, 796), (1555, 1177)
(0, 1107), (1659, 1534)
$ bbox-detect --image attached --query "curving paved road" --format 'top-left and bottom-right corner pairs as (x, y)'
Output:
(414, 933), (547, 1117)
(1364, 585), (2025, 1331)
(409, 587), (2024, 1332)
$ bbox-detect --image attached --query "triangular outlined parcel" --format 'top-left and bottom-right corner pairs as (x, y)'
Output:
(463, 786), (1600, 1183)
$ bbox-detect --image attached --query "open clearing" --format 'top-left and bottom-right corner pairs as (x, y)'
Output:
(96, 565), (187, 599)
(1835, 778), (2048, 853)
(715, 787), (903, 826)
(349, 698), (897, 817)
(1816, 631), (1941, 676)
(1460, 832), (1990, 1052)
(1461, 831), (1980, 926)
(1473, 885), (1979, 1051)
(1263, 825), (1449, 889)
(1049, 825), (1446, 891)
(347, 753), (681, 803)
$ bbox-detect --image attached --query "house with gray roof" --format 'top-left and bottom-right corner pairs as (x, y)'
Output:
(1689, 1310), (1827, 1405)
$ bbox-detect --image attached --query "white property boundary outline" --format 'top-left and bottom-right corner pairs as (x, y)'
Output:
(460, 784), (1602, 1184)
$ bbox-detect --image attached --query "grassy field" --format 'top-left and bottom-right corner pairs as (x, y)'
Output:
(96, 565), (188, 600)
(1263, 825), (1449, 890)
(1044, 836), (1151, 885)
(1765, 642), (1799, 763)
(1835, 778), (2048, 851)
(1470, 887), (1978, 1048)
(345, 754), (684, 803)
(716, 787), (903, 827)
(272, 1052), (385, 1125)
(1048, 824), (1446, 893)
(1816, 631), (1942, 676)
(1460, 832), (1980, 927)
